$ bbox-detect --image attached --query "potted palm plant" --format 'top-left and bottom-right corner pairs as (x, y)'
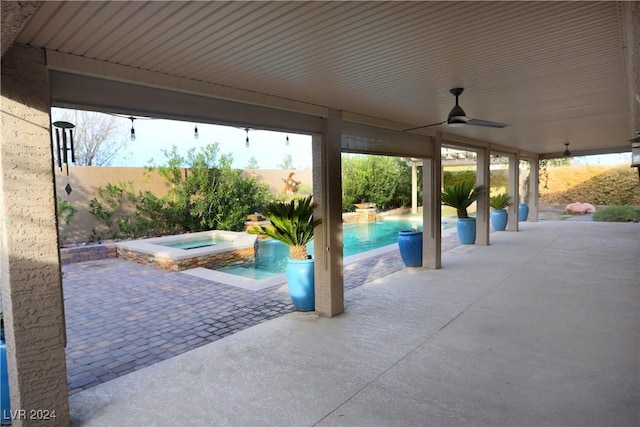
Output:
(441, 181), (485, 244)
(490, 193), (511, 231)
(248, 196), (321, 311)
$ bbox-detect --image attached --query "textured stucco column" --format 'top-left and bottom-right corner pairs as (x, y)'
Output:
(312, 109), (344, 317)
(475, 147), (490, 246)
(411, 161), (418, 214)
(507, 153), (520, 231)
(528, 158), (540, 221)
(1, 46), (70, 425)
(422, 134), (441, 269)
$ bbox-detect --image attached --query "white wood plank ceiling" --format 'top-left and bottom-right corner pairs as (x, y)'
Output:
(12, 1), (640, 156)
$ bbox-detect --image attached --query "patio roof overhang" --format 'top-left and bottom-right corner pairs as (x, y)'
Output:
(2, 1), (638, 158)
(2, 3), (639, 421)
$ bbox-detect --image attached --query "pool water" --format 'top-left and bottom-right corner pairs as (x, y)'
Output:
(217, 221), (434, 280)
(159, 238), (226, 250)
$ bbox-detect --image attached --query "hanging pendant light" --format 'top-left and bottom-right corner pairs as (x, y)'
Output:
(245, 128), (250, 148)
(194, 124), (199, 140)
(286, 134), (290, 146)
(563, 142), (571, 157)
(129, 116), (136, 141)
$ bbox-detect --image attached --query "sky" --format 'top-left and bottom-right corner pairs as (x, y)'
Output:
(53, 109), (314, 169)
(53, 108), (630, 169)
(116, 117), (313, 169)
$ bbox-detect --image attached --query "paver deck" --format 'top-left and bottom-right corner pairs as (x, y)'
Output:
(68, 220), (639, 426)
(63, 231), (461, 393)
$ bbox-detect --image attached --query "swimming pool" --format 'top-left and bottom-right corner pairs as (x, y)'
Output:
(217, 221), (431, 280)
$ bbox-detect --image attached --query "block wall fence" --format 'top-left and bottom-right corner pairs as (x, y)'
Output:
(55, 167), (312, 244)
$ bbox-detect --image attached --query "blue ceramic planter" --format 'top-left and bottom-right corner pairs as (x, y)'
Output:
(1, 339), (10, 424)
(518, 203), (529, 221)
(457, 218), (476, 244)
(398, 230), (423, 267)
(490, 209), (508, 231)
(285, 258), (315, 311)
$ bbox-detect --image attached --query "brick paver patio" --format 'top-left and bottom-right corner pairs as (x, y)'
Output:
(63, 233), (460, 394)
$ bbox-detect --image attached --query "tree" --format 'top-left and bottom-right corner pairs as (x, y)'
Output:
(89, 143), (272, 238)
(278, 154), (294, 170)
(246, 156), (260, 169)
(52, 108), (128, 166)
(156, 144), (271, 231)
(341, 154), (412, 212)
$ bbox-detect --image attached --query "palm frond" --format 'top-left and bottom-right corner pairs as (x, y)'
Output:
(247, 196), (321, 259)
(489, 193), (511, 210)
(441, 181), (485, 218)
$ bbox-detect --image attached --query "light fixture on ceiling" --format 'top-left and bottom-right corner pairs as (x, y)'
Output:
(447, 91), (469, 128)
(129, 116), (136, 141)
(245, 128), (250, 148)
(194, 124), (199, 140)
(563, 142), (571, 157)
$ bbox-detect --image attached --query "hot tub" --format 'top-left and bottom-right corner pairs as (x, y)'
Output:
(116, 230), (257, 271)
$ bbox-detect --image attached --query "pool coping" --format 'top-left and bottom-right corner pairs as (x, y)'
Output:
(180, 226), (459, 291)
(116, 230), (256, 261)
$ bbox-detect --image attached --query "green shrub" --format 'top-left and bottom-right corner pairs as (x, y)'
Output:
(592, 206), (640, 222)
(89, 143), (271, 239)
(56, 196), (77, 243)
(443, 170), (476, 188)
(539, 165), (640, 205)
(342, 154), (412, 212)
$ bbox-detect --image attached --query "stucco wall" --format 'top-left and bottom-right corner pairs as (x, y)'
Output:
(55, 167), (312, 243)
(1, 45), (71, 425)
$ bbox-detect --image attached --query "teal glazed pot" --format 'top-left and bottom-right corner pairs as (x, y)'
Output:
(518, 203), (529, 221)
(285, 258), (315, 311)
(457, 218), (476, 244)
(491, 209), (508, 231)
(398, 230), (423, 267)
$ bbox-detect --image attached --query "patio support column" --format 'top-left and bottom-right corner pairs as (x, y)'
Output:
(475, 147), (490, 245)
(411, 161), (418, 214)
(422, 133), (441, 269)
(529, 158), (540, 221)
(1, 46), (70, 425)
(312, 109), (344, 317)
(507, 153), (520, 231)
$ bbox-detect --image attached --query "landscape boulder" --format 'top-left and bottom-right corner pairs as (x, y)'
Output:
(564, 202), (596, 214)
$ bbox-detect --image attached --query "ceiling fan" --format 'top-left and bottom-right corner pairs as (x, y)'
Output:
(404, 88), (509, 132)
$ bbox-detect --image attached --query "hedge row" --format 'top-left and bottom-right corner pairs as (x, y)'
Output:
(539, 165), (640, 205)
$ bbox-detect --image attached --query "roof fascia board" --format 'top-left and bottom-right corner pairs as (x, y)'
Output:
(46, 49), (328, 118)
(50, 70), (323, 135)
(540, 145), (632, 160)
(342, 121), (434, 158)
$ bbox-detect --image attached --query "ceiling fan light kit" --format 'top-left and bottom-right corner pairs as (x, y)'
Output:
(403, 87), (509, 132)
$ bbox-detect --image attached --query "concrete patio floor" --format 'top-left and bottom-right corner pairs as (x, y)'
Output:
(69, 221), (639, 426)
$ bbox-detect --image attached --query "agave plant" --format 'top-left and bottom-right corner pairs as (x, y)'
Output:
(441, 181), (485, 218)
(489, 193), (511, 210)
(248, 196), (321, 260)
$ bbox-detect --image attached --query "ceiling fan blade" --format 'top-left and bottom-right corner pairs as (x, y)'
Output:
(403, 121), (446, 132)
(466, 118), (509, 128)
